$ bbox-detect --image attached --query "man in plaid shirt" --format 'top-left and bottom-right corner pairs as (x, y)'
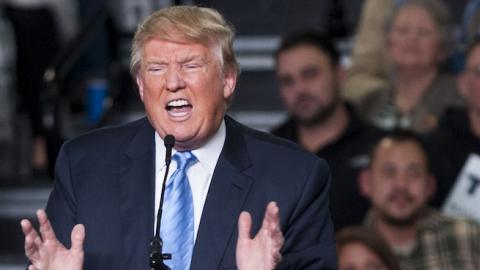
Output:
(358, 129), (480, 269)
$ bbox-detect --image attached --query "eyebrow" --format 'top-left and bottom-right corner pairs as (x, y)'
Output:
(300, 65), (320, 74)
(144, 55), (209, 66)
(178, 54), (209, 64)
(144, 60), (167, 66)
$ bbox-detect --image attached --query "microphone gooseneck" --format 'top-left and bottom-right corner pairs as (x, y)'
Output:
(149, 135), (175, 270)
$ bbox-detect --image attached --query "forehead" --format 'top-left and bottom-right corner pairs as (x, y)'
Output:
(339, 242), (381, 263)
(142, 37), (207, 55)
(277, 44), (332, 72)
(142, 37), (219, 62)
(372, 139), (427, 166)
(393, 5), (435, 27)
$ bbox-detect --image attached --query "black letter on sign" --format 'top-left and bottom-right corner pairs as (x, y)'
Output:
(468, 174), (480, 195)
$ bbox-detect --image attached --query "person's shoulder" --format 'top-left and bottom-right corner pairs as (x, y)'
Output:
(430, 73), (458, 97)
(442, 215), (480, 239)
(426, 108), (468, 142)
(430, 73), (464, 105)
(348, 102), (385, 136)
(354, 86), (389, 117)
(270, 117), (296, 140)
(228, 117), (326, 167)
(63, 117), (149, 152)
(230, 119), (332, 193)
(423, 209), (480, 235)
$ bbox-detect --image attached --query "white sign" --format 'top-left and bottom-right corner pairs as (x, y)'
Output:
(443, 154), (480, 222)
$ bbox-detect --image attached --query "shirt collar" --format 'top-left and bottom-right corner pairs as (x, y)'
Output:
(155, 120), (226, 174)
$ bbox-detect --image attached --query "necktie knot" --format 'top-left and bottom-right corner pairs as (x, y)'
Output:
(173, 151), (197, 172)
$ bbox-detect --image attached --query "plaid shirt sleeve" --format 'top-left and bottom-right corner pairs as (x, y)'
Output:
(402, 211), (480, 270)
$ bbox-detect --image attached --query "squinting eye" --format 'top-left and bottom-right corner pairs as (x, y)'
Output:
(183, 64), (201, 71)
(147, 66), (166, 73)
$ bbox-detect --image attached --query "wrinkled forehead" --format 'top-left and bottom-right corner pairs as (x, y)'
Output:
(139, 39), (222, 71)
(149, 24), (210, 45)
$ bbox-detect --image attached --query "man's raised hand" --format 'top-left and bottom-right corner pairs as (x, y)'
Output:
(20, 209), (84, 270)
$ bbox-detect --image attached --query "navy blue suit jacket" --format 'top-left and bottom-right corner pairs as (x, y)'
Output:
(46, 116), (337, 269)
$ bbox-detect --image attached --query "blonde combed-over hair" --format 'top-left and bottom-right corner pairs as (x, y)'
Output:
(130, 5), (239, 78)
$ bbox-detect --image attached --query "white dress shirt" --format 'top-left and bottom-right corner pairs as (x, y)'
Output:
(154, 120), (226, 240)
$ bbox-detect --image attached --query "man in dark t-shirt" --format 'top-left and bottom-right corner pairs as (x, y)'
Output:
(272, 31), (384, 231)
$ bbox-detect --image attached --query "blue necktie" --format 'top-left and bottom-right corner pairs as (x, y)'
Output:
(160, 151), (197, 270)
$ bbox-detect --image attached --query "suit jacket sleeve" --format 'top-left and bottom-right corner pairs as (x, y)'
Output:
(279, 158), (337, 270)
(45, 144), (78, 248)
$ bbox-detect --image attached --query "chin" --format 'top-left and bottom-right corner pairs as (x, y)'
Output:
(168, 132), (193, 143)
(173, 132), (210, 151)
(162, 123), (195, 139)
(392, 210), (413, 220)
(381, 206), (423, 227)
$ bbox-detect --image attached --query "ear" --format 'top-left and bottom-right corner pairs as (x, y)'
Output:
(358, 169), (372, 198)
(426, 174), (437, 201)
(136, 74), (145, 102)
(223, 68), (237, 100)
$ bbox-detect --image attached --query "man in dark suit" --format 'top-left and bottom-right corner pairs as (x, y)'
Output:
(20, 5), (336, 270)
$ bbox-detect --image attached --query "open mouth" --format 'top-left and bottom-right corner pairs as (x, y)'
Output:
(165, 98), (193, 117)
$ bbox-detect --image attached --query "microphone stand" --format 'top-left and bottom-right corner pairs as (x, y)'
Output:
(149, 135), (175, 270)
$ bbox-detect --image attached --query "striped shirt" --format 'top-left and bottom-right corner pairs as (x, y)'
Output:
(364, 208), (480, 270)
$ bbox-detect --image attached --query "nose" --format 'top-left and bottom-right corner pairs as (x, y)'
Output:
(165, 67), (186, 91)
(393, 173), (409, 190)
(406, 28), (421, 41)
(291, 79), (309, 94)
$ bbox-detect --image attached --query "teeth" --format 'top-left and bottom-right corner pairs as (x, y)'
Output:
(167, 99), (189, 107)
(169, 111), (189, 117)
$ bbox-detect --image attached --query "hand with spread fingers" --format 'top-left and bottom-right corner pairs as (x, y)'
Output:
(21, 204), (283, 270)
(20, 210), (84, 270)
(236, 201), (284, 270)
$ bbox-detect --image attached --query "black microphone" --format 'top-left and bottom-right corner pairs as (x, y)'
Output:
(164, 135), (174, 165)
(149, 135), (175, 270)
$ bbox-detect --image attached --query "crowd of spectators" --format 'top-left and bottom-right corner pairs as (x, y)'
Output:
(271, 0), (480, 269)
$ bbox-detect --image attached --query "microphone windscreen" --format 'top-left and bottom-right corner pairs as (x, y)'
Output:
(164, 135), (175, 148)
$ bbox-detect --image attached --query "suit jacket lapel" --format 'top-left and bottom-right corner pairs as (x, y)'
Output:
(117, 118), (156, 269)
(191, 116), (254, 270)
